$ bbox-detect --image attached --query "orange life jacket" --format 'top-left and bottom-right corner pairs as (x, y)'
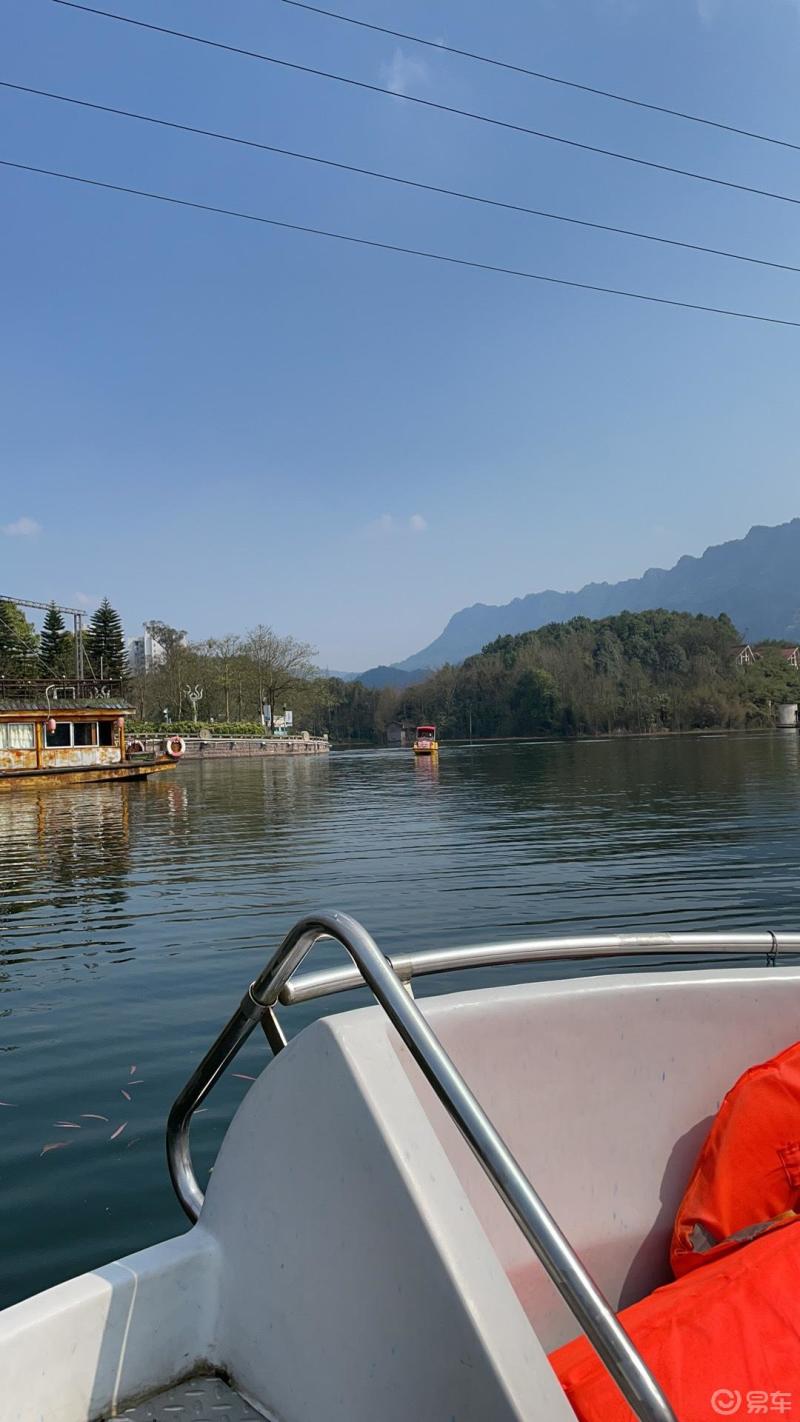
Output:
(551, 1222), (800, 1422)
(670, 1038), (800, 1277)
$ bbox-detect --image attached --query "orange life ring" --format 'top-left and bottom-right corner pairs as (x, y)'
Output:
(164, 735), (186, 759)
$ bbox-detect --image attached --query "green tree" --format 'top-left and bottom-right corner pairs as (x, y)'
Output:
(135, 621), (190, 719)
(357, 608), (748, 742)
(143, 621), (187, 660)
(39, 601), (68, 677)
(86, 598), (127, 679)
(201, 634), (242, 721)
(0, 599), (39, 678)
(244, 625), (316, 729)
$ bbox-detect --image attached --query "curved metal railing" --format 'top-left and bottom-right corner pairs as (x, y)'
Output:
(167, 910), (686, 1422)
(279, 928), (800, 1004)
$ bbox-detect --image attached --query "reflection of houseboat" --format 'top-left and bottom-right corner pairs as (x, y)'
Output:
(0, 682), (181, 789)
(412, 723), (439, 755)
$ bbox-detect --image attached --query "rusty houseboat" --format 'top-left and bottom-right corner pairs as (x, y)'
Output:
(0, 681), (181, 790)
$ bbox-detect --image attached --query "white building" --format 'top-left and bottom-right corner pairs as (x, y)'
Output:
(127, 627), (167, 675)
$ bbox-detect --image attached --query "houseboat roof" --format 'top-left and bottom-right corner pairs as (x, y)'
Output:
(0, 697), (133, 715)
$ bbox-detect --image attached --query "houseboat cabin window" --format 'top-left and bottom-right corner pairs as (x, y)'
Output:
(45, 721), (115, 748)
(0, 722), (35, 749)
(45, 722), (72, 748)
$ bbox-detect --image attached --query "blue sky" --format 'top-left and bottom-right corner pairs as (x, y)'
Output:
(2, 0), (800, 670)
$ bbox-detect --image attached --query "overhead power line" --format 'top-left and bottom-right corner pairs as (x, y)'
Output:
(2, 157), (799, 328)
(6, 80), (800, 277)
(279, 0), (800, 157)
(48, 1), (800, 211)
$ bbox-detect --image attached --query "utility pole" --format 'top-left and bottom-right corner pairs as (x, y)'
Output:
(0, 596), (86, 681)
(74, 612), (84, 681)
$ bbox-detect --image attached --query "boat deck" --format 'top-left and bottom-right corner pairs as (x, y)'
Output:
(0, 758), (174, 790)
(113, 1375), (263, 1421)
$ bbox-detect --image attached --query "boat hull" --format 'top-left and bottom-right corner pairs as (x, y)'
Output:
(0, 758), (176, 790)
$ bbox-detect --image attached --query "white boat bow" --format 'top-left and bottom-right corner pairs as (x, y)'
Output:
(4, 915), (800, 1422)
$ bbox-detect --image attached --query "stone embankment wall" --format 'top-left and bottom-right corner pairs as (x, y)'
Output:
(139, 735), (330, 759)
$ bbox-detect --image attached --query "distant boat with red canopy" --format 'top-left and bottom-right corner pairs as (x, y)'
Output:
(412, 724), (439, 756)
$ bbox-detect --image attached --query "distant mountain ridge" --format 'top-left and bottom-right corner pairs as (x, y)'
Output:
(319, 664), (433, 688)
(356, 664), (435, 690)
(393, 519), (800, 673)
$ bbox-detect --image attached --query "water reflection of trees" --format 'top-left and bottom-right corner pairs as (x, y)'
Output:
(0, 786), (131, 932)
(171, 755), (332, 854)
(442, 732), (800, 824)
(432, 733), (800, 937)
(1, 737), (795, 977)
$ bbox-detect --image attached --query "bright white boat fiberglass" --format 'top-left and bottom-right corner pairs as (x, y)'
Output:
(3, 913), (800, 1422)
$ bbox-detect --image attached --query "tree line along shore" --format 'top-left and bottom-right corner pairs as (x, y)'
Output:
(1, 602), (797, 742)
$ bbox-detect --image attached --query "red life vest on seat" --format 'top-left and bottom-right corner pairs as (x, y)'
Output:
(671, 1038), (800, 1277)
(550, 1223), (800, 1422)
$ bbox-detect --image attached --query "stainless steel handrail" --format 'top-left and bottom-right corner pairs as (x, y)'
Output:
(281, 929), (800, 1004)
(168, 910), (678, 1422)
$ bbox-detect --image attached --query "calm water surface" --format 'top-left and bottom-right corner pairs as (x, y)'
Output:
(1, 735), (799, 1306)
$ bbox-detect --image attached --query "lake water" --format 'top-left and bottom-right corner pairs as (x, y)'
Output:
(1, 734), (799, 1307)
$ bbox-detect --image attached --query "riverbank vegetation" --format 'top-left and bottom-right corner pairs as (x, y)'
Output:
(378, 612), (800, 741)
(128, 610), (799, 741)
(0, 597), (127, 680)
(1, 601), (797, 741)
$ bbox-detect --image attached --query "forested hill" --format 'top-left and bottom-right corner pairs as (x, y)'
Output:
(374, 610), (800, 740)
(395, 519), (800, 672)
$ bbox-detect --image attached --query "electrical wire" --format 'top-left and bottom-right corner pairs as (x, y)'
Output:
(278, 0), (800, 157)
(0, 609), (39, 655)
(2, 156), (799, 327)
(4, 79), (800, 277)
(47, 1), (800, 211)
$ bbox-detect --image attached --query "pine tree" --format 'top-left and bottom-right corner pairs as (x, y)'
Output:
(0, 599), (39, 678)
(39, 601), (67, 676)
(86, 598), (127, 680)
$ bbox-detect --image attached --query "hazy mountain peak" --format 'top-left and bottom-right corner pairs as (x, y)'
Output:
(393, 519), (800, 672)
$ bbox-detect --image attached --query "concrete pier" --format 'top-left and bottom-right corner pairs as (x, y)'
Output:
(139, 735), (330, 759)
